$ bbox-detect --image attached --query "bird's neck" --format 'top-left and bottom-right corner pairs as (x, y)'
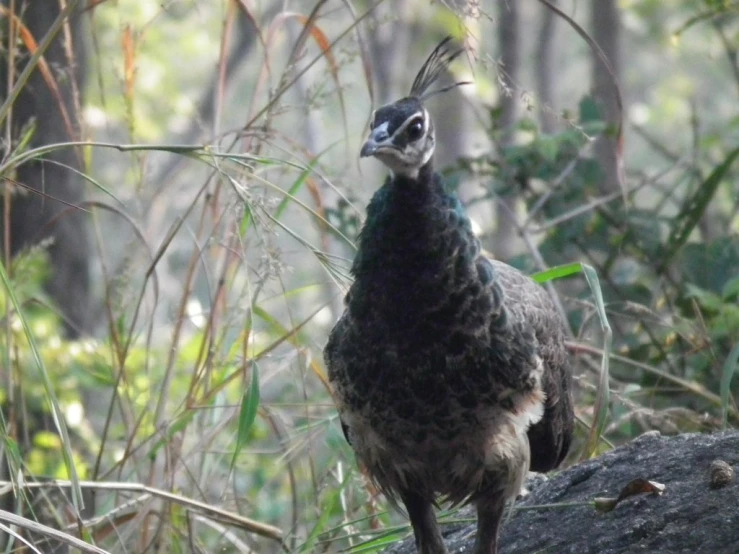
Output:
(389, 159), (435, 183)
(352, 163), (452, 274)
(348, 164), (483, 332)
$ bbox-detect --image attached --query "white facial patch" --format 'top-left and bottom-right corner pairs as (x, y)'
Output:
(373, 120), (390, 137)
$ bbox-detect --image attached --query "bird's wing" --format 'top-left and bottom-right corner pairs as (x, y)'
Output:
(489, 259), (574, 471)
(325, 313), (354, 447)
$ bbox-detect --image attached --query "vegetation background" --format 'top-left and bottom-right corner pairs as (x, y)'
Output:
(0, 0), (737, 552)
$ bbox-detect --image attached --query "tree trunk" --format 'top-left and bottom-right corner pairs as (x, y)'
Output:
(591, 0), (622, 193)
(536, 1), (559, 134)
(493, 0), (521, 259)
(0, 0), (91, 336)
(366, 0), (413, 105)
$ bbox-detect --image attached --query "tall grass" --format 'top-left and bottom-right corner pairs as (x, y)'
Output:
(0, 1), (736, 553)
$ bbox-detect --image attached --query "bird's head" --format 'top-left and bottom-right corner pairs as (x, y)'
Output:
(360, 37), (468, 179)
(360, 97), (434, 179)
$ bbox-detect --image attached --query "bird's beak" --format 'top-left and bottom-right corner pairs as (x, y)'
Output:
(360, 126), (391, 158)
(360, 139), (378, 158)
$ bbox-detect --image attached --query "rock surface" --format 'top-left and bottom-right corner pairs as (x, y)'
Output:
(384, 431), (739, 554)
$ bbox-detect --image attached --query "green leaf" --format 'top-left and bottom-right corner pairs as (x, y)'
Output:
(579, 96), (602, 123)
(685, 284), (724, 312)
(532, 262), (583, 283)
(661, 146), (739, 270)
(537, 136), (559, 162)
(720, 343), (739, 430)
(231, 363), (260, 469)
(722, 276), (739, 301)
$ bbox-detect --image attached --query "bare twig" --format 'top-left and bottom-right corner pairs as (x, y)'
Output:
(0, 480), (286, 547)
(0, 508), (109, 553)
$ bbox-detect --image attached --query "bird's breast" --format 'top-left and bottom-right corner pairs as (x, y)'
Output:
(343, 384), (542, 504)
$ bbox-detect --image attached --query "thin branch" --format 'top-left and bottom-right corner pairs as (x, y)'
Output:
(567, 341), (739, 420)
(0, 509), (109, 554)
(0, 480), (286, 548)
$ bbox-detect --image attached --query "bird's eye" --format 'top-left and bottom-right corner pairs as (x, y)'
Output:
(407, 119), (424, 141)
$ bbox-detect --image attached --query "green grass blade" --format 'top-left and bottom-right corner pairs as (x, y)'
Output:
(147, 410), (197, 459)
(0, 262), (84, 511)
(347, 527), (409, 553)
(240, 202), (254, 236)
(532, 262), (583, 283)
(273, 154), (324, 221)
(531, 261), (611, 455)
(230, 363), (260, 470)
(273, 166), (310, 221)
(720, 343), (739, 430)
(581, 263), (612, 458)
(299, 467), (353, 553)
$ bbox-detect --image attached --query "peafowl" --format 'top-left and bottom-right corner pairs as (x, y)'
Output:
(325, 37), (574, 554)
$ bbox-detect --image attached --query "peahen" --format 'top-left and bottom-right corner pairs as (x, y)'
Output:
(325, 37), (574, 554)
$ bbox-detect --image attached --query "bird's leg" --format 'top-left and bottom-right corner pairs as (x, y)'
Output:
(399, 490), (447, 554)
(473, 494), (506, 554)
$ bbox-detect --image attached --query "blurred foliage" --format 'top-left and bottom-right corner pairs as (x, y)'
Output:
(0, 0), (737, 552)
(455, 91), (739, 444)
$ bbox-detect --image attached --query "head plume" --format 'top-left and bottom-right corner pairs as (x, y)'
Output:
(409, 36), (469, 100)
(359, 37), (470, 177)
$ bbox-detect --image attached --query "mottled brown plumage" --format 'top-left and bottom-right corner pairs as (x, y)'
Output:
(325, 37), (573, 554)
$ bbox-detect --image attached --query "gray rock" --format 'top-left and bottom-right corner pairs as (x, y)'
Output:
(384, 431), (739, 554)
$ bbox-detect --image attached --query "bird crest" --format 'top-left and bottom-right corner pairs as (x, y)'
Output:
(409, 36), (469, 100)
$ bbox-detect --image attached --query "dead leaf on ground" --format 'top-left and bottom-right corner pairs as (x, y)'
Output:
(594, 478), (666, 513)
